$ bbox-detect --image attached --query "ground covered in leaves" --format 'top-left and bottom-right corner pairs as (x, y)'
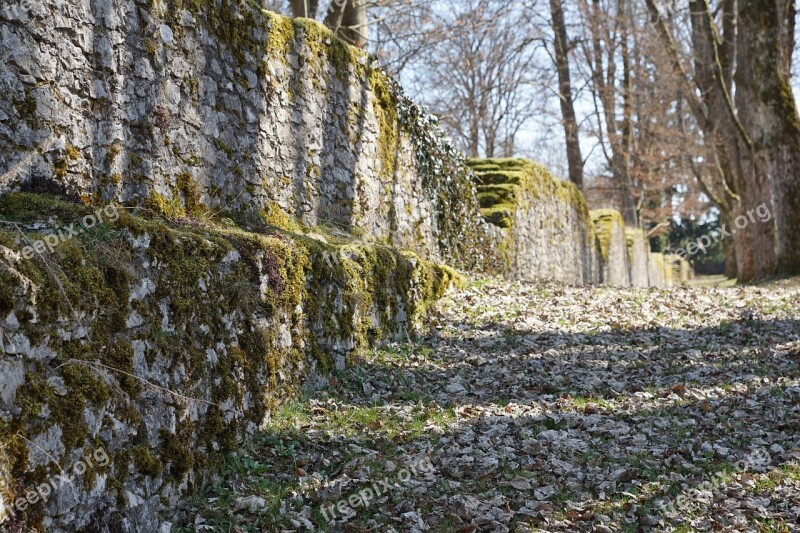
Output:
(184, 277), (800, 532)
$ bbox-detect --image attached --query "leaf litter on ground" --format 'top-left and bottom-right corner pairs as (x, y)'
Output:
(183, 276), (800, 532)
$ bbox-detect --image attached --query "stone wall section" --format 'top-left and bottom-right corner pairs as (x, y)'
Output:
(0, 0), (447, 259)
(468, 159), (600, 284)
(625, 228), (651, 288)
(0, 193), (458, 531)
(591, 209), (631, 287)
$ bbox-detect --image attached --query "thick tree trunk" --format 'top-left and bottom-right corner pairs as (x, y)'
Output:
(324, 0), (368, 47)
(687, 0), (761, 279)
(550, 0), (584, 189)
(736, 0), (800, 276)
(721, 213), (738, 279)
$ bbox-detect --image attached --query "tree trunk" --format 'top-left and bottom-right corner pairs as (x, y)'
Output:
(324, 0), (368, 47)
(290, 0), (319, 18)
(618, 0), (638, 227)
(585, 0), (637, 225)
(735, 0), (800, 276)
(550, 0), (584, 189)
(721, 213), (738, 278)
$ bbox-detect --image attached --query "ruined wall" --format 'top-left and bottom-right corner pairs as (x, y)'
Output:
(468, 159), (600, 284)
(0, 193), (459, 531)
(591, 209), (631, 287)
(0, 1), (493, 528)
(0, 0), (690, 527)
(648, 252), (670, 288)
(667, 254), (694, 285)
(0, 0), (489, 268)
(625, 228), (651, 288)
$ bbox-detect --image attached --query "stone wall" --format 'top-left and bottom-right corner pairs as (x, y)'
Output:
(0, 193), (459, 531)
(0, 0), (695, 527)
(667, 254), (694, 285)
(648, 252), (670, 288)
(591, 209), (631, 287)
(0, 1), (492, 528)
(0, 0), (489, 268)
(467, 159), (600, 284)
(625, 228), (651, 288)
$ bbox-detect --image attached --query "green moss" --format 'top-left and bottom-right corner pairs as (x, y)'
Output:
(294, 18), (356, 73)
(477, 184), (517, 208)
(145, 187), (191, 220)
(262, 201), (304, 233)
(132, 446), (164, 476)
(591, 209), (624, 263)
(480, 204), (515, 229)
(0, 192), (459, 518)
(53, 159), (67, 179)
(467, 158), (592, 231)
(175, 172), (203, 216)
(475, 171), (525, 186)
(263, 9), (296, 62)
(0, 192), (87, 221)
(370, 70), (400, 183)
(13, 94), (37, 124)
(160, 424), (195, 479)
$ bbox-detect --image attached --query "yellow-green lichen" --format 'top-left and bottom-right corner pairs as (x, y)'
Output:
(144, 173), (205, 219)
(261, 201), (304, 233)
(624, 227), (646, 264)
(591, 208), (625, 263)
(65, 145), (81, 161)
(467, 158), (592, 230)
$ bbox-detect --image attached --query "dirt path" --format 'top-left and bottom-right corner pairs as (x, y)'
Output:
(185, 278), (800, 532)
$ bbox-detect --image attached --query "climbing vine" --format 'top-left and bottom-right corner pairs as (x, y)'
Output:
(382, 75), (495, 272)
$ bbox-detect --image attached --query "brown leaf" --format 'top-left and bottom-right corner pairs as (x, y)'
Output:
(671, 384), (688, 396)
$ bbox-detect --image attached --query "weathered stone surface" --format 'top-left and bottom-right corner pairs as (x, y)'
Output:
(468, 158), (600, 284)
(0, 0), (487, 265)
(591, 209), (631, 287)
(625, 228), (650, 288)
(0, 193), (459, 531)
(667, 253), (694, 285)
(648, 252), (671, 288)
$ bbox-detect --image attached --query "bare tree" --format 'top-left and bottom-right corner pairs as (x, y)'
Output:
(399, 0), (541, 158)
(324, 0), (368, 46)
(549, 0), (584, 189)
(289, 0), (319, 18)
(287, 0), (369, 46)
(644, 0), (800, 280)
(576, 0), (639, 226)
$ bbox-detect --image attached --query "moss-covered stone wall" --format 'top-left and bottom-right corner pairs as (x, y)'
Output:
(0, 193), (459, 530)
(666, 253), (694, 286)
(648, 252), (671, 288)
(591, 209), (631, 287)
(467, 158), (600, 284)
(0, 0), (486, 269)
(624, 228), (651, 288)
